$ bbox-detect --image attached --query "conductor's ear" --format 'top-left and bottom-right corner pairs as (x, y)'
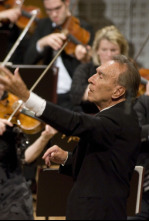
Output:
(112, 85), (126, 99)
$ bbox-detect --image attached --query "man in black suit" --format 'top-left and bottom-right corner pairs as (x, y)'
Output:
(23, 0), (94, 110)
(0, 55), (141, 220)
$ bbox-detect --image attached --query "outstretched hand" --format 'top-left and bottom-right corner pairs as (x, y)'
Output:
(0, 66), (30, 102)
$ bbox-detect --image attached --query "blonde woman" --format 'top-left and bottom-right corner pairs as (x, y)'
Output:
(71, 25), (129, 113)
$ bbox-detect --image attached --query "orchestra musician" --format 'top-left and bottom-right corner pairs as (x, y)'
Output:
(0, 116), (56, 220)
(23, 0), (94, 110)
(0, 6), (30, 64)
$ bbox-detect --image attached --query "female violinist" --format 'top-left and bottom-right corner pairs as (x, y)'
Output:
(0, 116), (57, 219)
(23, 0), (94, 110)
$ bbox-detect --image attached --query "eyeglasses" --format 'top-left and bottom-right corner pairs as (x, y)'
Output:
(46, 5), (63, 14)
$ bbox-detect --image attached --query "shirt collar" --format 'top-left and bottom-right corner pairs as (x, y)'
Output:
(100, 104), (116, 112)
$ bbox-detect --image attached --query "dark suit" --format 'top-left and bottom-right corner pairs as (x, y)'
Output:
(40, 101), (141, 220)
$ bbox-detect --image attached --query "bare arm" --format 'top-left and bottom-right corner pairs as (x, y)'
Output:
(25, 125), (57, 164)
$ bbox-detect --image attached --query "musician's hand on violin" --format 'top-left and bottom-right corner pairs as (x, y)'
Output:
(145, 82), (149, 96)
(41, 124), (58, 141)
(82, 85), (90, 101)
(38, 33), (67, 51)
(0, 66), (30, 102)
(75, 45), (92, 62)
(0, 118), (13, 135)
(0, 83), (4, 99)
(42, 145), (68, 167)
(0, 8), (21, 23)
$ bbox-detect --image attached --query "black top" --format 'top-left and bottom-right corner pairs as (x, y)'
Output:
(0, 126), (27, 172)
(0, 126), (33, 220)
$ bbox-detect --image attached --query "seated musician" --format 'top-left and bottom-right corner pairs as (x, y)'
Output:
(23, 0), (94, 110)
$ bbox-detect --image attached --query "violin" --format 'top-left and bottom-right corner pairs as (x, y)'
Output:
(0, 92), (45, 134)
(0, 7), (44, 134)
(138, 68), (149, 96)
(0, 0), (41, 30)
(55, 15), (91, 57)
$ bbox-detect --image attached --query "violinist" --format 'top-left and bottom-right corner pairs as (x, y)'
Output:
(0, 116), (57, 219)
(23, 0), (94, 110)
(0, 7), (30, 64)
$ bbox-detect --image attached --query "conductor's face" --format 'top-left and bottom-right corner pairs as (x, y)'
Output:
(88, 60), (126, 110)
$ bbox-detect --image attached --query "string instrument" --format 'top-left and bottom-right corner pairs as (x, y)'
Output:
(134, 33), (149, 96)
(54, 15), (91, 59)
(0, 42), (68, 134)
(138, 68), (149, 95)
(0, 92), (44, 134)
(0, 0), (41, 30)
(0, 9), (45, 134)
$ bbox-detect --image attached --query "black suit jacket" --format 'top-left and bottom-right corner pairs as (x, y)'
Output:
(40, 101), (141, 220)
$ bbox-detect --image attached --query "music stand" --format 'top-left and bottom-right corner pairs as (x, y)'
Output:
(36, 167), (73, 219)
(7, 64), (58, 103)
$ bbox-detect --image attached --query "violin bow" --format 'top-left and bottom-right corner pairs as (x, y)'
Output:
(0, 9), (40, 122)
(1, 9), (39, 67)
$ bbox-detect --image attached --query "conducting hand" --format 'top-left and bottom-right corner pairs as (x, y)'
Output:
(42, 145), (68, 167)
(0, 66), (30, 102)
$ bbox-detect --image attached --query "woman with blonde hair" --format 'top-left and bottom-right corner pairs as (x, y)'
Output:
(71, 25), (129, 113)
